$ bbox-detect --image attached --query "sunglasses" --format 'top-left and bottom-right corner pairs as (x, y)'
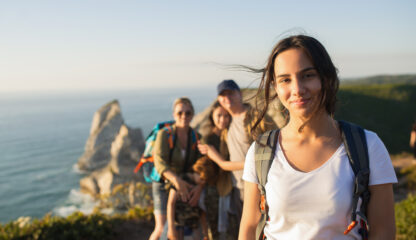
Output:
(176, 111), (192, 117)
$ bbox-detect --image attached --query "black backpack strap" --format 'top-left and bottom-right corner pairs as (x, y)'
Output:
(254, 129), (279, 240)
(339, 120), (370, 238)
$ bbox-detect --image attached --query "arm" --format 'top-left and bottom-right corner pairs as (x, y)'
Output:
(410, 130), (415, 148)
(239, 181), (262, 240)
(367, 183), (396, 240)
(188, 183), (204, 207)
(163, 170), (192, 202)
(167, 189), (178, 240)
(198, 143), (244, 171)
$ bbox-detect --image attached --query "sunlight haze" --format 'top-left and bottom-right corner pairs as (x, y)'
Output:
(1, 0), (415, 93)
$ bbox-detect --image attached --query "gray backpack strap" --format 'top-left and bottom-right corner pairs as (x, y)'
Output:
(339, 120), (370, 239)
(254, 129), (279, 240)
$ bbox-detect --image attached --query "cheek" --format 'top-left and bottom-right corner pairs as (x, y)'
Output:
(273, 85), (285, 101)
(223, 116), (230, 126)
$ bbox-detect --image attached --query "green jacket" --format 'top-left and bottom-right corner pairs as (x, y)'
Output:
(153, 125), (200, 178)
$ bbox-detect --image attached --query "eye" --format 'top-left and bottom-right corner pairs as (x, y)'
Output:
(304, 72), (317, 79)
(279, 78), (290, 83)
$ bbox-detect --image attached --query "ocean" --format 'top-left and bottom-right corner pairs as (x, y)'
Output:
(0, 87), (217, 223)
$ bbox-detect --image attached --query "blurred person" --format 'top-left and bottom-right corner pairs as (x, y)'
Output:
(198, 81), (276, 238)
(150, 97), (202, 240)
(410, 122), (416, 159)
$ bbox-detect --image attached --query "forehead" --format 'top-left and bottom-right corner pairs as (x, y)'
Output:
(218, 89), (239, 96)
(174, 103), (192, 111)
(274, 48), (314, 75)
(213, 106), (228, 113)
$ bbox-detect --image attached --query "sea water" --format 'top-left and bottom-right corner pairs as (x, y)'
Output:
(0, 87), (216, 223)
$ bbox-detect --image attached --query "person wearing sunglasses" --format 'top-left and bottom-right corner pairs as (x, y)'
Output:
(150, 97), (202, 240)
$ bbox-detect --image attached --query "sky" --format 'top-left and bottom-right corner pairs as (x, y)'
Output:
(1, 0), (415, 93)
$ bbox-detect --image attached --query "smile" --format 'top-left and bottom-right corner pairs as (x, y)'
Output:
(290, 98), (310, 106)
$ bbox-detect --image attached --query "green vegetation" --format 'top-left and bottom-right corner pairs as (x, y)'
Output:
(400, 164), (416, 190)
(343, 74), (416, 85)
(0, 207), (153, 240)
(336, 83), (416, 154)
(396, 194), (416, 240)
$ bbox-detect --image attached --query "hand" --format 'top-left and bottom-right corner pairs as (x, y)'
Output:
(174, 177), (192, 202)
(188, 184), (203, 207)
(198, 143), (217, 159)
(197, 143), (208, 155)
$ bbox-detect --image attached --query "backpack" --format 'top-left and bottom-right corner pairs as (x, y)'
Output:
(134, 121), (199, 183)
(254, 120), (370, 240)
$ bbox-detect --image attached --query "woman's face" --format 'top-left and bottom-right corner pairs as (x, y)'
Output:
(273, 48), (322, 119)
(212, 106), (231, 131)
(173, 103), (193, 128)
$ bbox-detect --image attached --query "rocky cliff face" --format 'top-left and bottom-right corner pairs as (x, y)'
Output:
(77, 100), (147, 208)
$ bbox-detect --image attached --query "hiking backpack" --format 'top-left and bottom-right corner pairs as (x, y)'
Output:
(134, 121), (199, 183)
(254, 120), (370, 240)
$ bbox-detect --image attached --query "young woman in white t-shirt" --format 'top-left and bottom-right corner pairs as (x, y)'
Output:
(239, 35), (397, 240)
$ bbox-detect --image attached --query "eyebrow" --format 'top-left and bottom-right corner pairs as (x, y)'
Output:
(276, 67), (316, 78)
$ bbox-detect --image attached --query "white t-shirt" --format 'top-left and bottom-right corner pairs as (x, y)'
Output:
(242, 130), (397, 240)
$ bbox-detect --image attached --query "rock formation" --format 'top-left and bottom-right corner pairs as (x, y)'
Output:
(78, 100), (125, 171)
(78, 100), (147, 208)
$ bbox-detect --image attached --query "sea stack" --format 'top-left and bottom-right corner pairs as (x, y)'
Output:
(77, 100), (145, 201)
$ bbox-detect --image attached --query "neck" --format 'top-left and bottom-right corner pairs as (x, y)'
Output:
(285, 111), (337, 140)
(212, 127), (221, 136)
(229, 103), (247, 117)
(176, 125), (189, 133)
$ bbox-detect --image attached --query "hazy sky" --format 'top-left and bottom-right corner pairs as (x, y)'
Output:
(1, 0), (415, 93)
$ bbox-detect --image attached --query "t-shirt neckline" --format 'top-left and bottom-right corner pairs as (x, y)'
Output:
(277, 133), (344, 174)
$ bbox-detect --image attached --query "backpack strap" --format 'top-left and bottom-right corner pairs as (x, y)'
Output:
(164, 125), (177, 166)
(339, 120), (370, 239)
(254, 129), (279, 240)
(190, 128), (199, 150)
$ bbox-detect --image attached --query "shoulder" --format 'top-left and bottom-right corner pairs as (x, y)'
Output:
(156, 127), (171, 138)
(363, 129), (385, 151)
(361, 128), (398, 185)
(242, 142), (259, 183)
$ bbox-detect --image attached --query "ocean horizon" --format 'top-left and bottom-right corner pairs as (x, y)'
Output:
(0, 87), (217, 223)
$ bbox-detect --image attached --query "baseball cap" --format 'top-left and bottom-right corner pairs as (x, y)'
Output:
(217, 79), (240, 95)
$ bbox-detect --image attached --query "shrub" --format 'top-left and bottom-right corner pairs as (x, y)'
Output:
(0, 206), (153, 240)
(396, 194), (416, 239)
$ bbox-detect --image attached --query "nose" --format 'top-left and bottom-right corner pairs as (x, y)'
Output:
(291, 76), (305, 96)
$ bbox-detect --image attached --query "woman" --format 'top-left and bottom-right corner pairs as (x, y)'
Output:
(149, 97), (202, 240)
(239, 35), (397, 240)
(200, 102), (233, 239)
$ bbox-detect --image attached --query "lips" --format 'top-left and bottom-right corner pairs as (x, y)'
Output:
(290, 98), (310, 106)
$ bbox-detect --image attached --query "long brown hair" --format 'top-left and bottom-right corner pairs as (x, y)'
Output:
(251, 35), (339, 132)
